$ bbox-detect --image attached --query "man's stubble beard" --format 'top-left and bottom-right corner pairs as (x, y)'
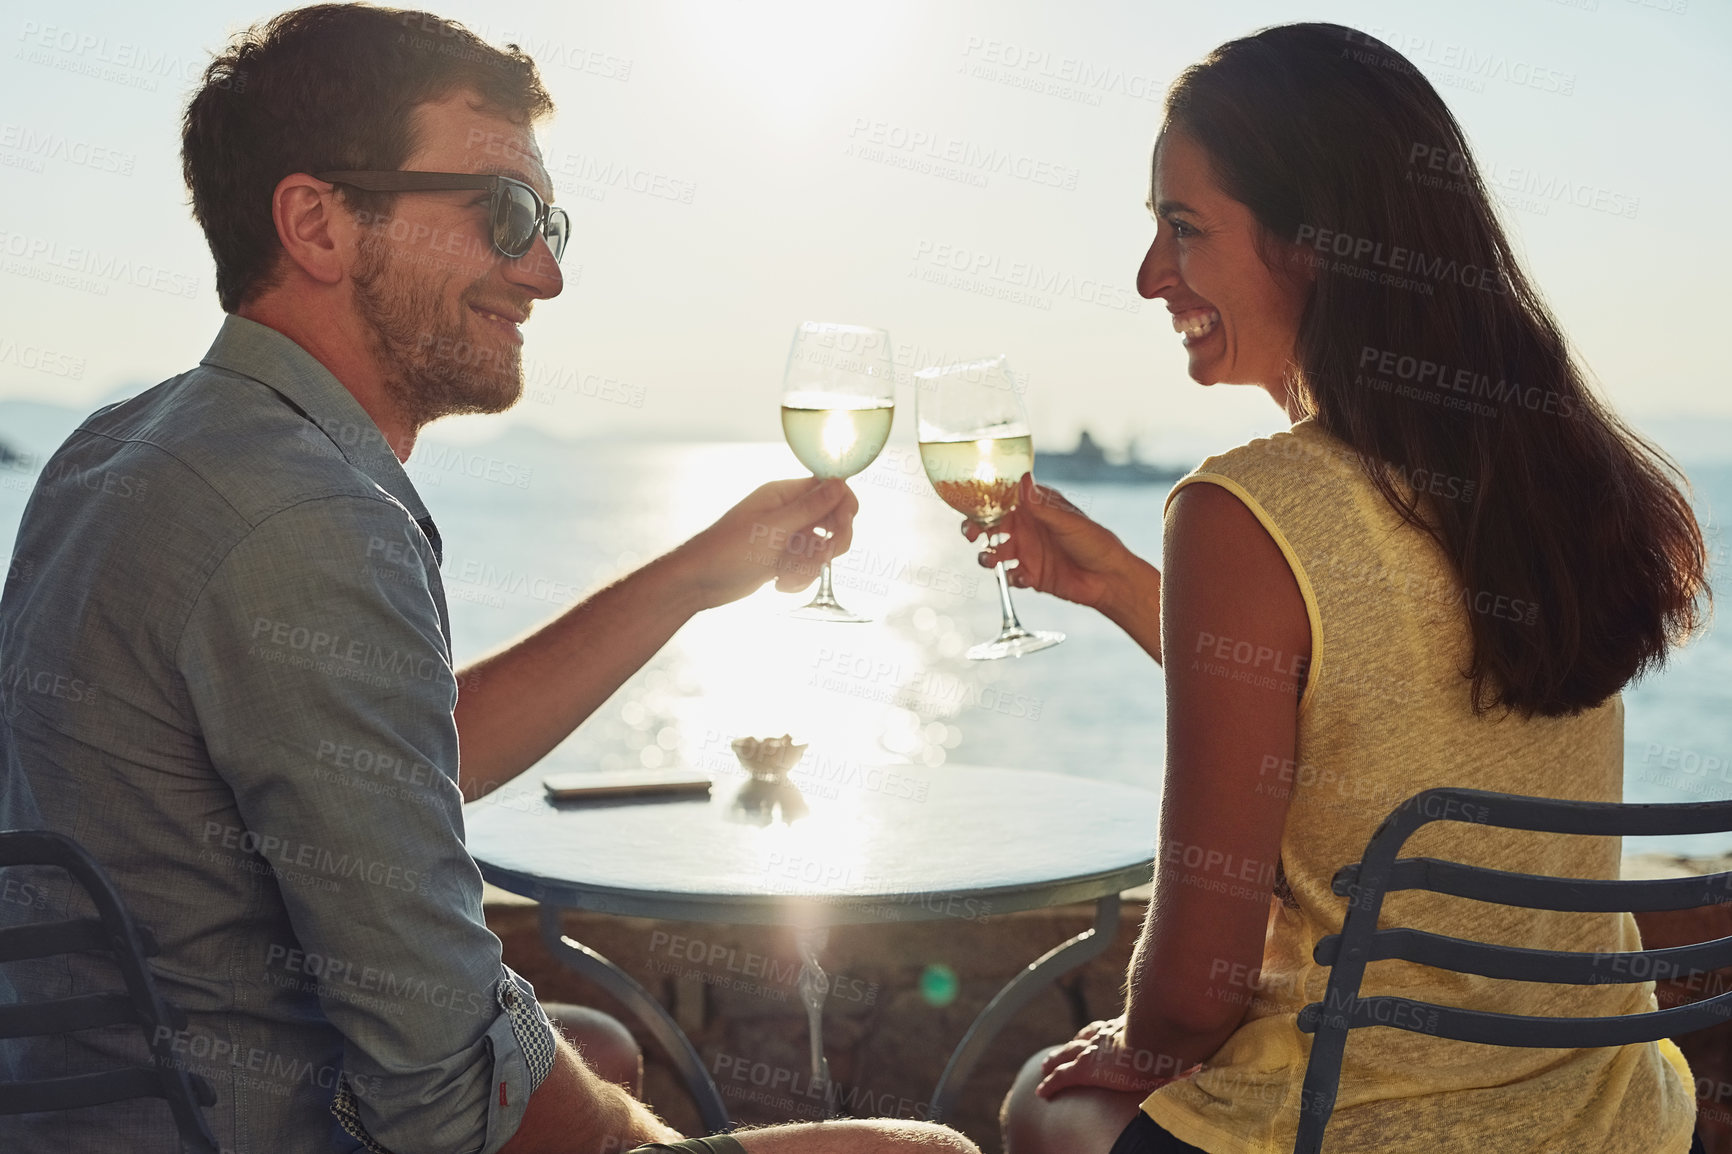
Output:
(351, 230), (525, 429)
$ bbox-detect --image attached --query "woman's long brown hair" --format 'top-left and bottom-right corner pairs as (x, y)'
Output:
(1166, 23), (1708, 717)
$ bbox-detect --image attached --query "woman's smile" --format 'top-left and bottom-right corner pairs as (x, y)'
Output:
(1169, 306), (1221, 346)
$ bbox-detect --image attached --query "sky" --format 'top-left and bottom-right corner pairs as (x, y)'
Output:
(1, 0), (1728, 458)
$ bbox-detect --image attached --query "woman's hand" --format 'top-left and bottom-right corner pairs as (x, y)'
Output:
(1035, 1016), (1196, 1100)
(966, 475), (1162, 656)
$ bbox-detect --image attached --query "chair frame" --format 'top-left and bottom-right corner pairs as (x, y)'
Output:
(0, 828), (219, 1152)
(1294, 787), (1732, 1153)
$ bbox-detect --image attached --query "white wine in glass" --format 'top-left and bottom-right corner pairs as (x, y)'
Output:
(781, 402), (895, 479)
(780, 322), (895, 622)
(914, 357), (1062, 660)
(918, 434), (1033, 526)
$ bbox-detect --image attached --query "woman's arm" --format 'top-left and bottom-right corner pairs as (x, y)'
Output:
(1034, 480), (1308, 1096)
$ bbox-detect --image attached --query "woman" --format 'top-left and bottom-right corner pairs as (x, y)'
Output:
(987, 23), (1708, 1154)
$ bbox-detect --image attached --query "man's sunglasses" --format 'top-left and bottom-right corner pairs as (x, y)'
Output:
(315, 170), (569, 263)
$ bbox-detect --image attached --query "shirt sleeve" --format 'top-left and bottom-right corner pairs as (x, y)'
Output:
(177, 492), (556, 1154)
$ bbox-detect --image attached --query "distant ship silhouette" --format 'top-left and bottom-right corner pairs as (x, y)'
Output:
(1035, 429), (1186, 484)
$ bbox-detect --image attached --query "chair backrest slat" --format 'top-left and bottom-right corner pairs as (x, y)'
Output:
(0, 1067), (167, 1115)
(1335, 990), (1732, 1050)
(1404, 791), (1732, 838)
(1292, 788), (1732, 1154)
(0, 917), (108, 962)
(1334, 857), (1732, 912)
(0, 991), (139, 1039)
(1314, 925), (1732, 985)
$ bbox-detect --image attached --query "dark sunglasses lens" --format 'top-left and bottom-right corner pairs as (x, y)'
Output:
(545, 209), (570, 264)
(495, 183), (540, 258)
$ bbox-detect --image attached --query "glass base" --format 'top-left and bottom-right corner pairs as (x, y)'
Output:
(967, 627), (1065, 661)
(790, 596), (872, 623)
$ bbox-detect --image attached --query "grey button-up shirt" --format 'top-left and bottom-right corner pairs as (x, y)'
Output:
(0, 315), (555, 1153)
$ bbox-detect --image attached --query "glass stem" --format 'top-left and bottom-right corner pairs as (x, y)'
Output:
(814, 558), (839, 606)
(993, 560), (1025, 635)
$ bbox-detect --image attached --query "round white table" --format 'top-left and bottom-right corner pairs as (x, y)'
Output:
(466, 763), (1158, 1130)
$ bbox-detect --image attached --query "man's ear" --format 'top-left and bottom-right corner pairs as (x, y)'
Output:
(271, 173), (348, 287)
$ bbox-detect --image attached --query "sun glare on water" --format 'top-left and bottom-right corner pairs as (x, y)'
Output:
(650, 443), (956, 795)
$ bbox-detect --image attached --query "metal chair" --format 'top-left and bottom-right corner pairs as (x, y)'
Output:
(0, 828), (219, 1152)
(1295, 787), (1732, 1153)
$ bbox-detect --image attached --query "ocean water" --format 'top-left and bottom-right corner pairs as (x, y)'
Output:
(2, 404), (1729, 858)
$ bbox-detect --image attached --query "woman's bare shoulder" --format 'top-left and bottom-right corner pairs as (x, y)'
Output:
(1163, 479), (1311, 672)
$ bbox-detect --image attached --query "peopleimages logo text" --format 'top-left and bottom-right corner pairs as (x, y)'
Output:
(1294, 224), (1506, 295)
(0, 228), (201, 298)
(1356, 344), (1577, 420)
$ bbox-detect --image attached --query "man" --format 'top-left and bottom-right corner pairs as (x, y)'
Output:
(0, 6), (977, 1154)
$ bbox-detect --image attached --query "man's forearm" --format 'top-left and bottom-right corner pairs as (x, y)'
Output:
(454, 544), (706, 793)
(502, 1039), (681, 1154)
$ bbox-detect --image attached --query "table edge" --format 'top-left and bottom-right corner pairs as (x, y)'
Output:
(478, 859), (1155, 926)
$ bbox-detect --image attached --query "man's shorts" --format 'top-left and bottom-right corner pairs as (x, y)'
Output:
(627, 1136), (750, 1154)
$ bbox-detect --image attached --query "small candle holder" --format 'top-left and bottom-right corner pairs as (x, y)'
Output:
(728, 735), (811, 826)
(730, 734), (807, 784)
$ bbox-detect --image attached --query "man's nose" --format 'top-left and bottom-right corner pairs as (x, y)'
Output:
(504, 233), (564, 299)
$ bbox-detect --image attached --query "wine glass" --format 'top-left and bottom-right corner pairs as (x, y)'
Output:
(914, 355), (1064, 660)
(780, 321), (895, 622)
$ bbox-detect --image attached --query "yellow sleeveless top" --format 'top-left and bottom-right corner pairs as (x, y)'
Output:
(1141, 418), (1696, 1153)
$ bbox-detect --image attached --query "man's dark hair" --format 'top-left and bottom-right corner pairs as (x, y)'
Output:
(182, 4), (554, 313)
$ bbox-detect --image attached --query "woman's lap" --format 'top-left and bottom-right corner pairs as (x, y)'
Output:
(1107, 1112), (1206, 1154)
